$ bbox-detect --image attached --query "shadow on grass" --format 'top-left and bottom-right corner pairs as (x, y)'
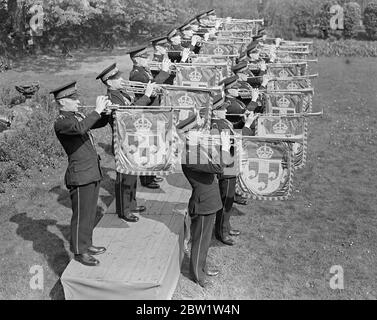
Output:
(9, 212), (70, 300)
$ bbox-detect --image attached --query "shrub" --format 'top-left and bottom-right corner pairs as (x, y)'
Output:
(0, 160), (22, 183)
(317, 0), (340, 39)
(0, 96), (64, 172)
(363, 2), (377, 40)
(344, 2), (362, 38)
(312, 39), (377, 56)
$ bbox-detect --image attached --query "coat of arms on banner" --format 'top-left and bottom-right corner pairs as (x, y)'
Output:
(267, 64), (308, 77)
(161, 88), (214, 130)
(236, 139), (294, 200)
(265, 93), (312, 114)
(199, 43), (236, 56)
(174, 66), (218, 88)
(255, 115), (308, 169)
(114, 110), (178, 175)
(271, 78), (312, 91)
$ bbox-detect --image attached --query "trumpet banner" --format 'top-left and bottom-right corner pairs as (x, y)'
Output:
(114, 110), (179, 176)
(236, 139), (294, 201)
(255, 115), (308, 169)
(174, 65), (219, 88)
(189, 56), (232, 80)
(199, 42), (238, 56)
(270, 78), (313, 91)
(161, 88), (213, 131)
(265, 92), (312, 114)
(267, 64), (308, 77)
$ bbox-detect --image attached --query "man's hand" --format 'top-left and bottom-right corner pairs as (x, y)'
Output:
(261, 74), (273, 87)
(144, 81), (157, 98)
(227, 88), (239, 97)
(215, 20), (222, 29)
(220, 131), (231, 153)
(275, 37), (282, 47)
(181, 47), (190, 63)
(251, 88), (259, 102)
(95, 95), (110, 114)
(244, 111), (259, 128)
(204, 33), (210, 41)
(161, 56), (172, 72)
(191, 35), (201, 46)
(259, 60), (267, 72)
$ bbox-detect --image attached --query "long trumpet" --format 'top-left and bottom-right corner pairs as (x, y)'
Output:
(121, 80), (223, 96)
(148, 60), (229, 72)
(237, 87), (314, 99)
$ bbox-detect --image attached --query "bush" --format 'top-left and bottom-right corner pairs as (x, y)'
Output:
(317, 0), (340, 39)
(312, 38), (377, 56)
(0, 160), (22, 183)
(0, 96), (64, 172)
(344, 2), (362, 38)
(363, 2), (377, 40)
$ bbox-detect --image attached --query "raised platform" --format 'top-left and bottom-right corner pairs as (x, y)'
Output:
(61, 173), (191, 300)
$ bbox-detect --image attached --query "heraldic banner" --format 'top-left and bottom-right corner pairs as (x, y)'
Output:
(114, 110), (178, 176)
(161, 87), (213, 131)
(255, 115), (308, 169)
(236, 139), (294, 201)
(174, 65), (219, 88)
(265, 92), (312, 114)
(267, 63), (308, 77)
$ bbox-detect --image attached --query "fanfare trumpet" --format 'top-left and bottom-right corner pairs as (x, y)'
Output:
(120, 80), (223, 96)
(147, 60), (229, 72)
(237, 87), (314, 99)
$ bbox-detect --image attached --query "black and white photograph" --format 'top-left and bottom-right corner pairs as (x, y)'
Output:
(0, 0), (376, 303)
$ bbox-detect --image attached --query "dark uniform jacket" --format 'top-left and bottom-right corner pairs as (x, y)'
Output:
(129, 65), (170, 105)
(54, 110), (109, 187)
(107, 89), (151, 155)
(182, 163), (223, 216)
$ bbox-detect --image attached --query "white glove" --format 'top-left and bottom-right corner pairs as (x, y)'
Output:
(161, 56), (171, 72)
(95, 95), (110, 114)
(144, 81), (156, 98)
(251, 88), (259, 102)
(191, 35), (201, 46)
(275, 38), (282, 47)
(204, 33), (210, 41)
(261, 74), (273, 87)
(220, 131), (231, 153)
(181, 48), (190, 63)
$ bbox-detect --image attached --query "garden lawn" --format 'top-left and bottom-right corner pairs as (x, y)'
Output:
(0, 52), (376, 299)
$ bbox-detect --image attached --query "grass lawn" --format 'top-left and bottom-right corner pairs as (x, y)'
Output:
(0, 51), (376, 299)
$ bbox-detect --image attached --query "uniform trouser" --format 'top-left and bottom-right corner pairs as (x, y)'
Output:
(139, 175), (156, 186)
(215, 177), (236, 240)
(68, 181), (100, 254)
(190, 212), (216, 284)
(115, 172), (137, 217)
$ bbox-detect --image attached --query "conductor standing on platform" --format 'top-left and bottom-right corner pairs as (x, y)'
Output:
(52, 81), (110, 266)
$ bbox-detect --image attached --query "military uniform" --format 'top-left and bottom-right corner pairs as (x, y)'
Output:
(182, 162), (223, 285)
(129, 64), (170, 187)
(54, 102), (109, 255)
(108, 89), (150, 219)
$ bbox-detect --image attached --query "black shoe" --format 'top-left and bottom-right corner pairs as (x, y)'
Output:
(234, 197), (248, 205)
(154, 177), (164, 183)
(229, 229), (241, 237)
(206, 268), (220, 277)
(87, 246), (106, 256)
(74, 253), (99, 266)
(144, 182), (160, 189)
(131, 205), (146, 213)
(197, 279), (213, 288)
(220, 235), (235, 246)
(119, 213), (139, 223)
